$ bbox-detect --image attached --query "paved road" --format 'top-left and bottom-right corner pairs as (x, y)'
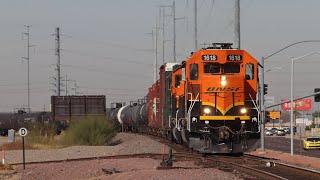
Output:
(260, 136), (320, 158)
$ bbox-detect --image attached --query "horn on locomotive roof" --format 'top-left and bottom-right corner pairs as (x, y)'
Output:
(204, 43), (234, 50)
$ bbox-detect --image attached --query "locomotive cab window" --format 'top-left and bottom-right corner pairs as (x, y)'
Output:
(223, 63), (240, 73)
(175, 74), (182, 87)
(245, 63), (254, 80)
(190, 64), (198, 80)
(204, 63), (220, 74)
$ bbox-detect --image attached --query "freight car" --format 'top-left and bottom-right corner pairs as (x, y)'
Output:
(111, 43), (260, 154)
(51, 95), (106, 122)
(108, 100), (148, 132)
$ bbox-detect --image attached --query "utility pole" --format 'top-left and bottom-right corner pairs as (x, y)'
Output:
(159, 5), (172, 64)
(65, 74), (68, 96)
(72, 81), (79, 95)
(55, 27), (61, 96)
(194, 0), (198, 51)
(234, 0), (241, 49)
(172, 0), (176, 62)
(260, 57), (265, 151)
(161, 7), (166, 64)
(22, 25), (31, 113)
(152, 25), (159, 83)
(160, 3), (175, 63)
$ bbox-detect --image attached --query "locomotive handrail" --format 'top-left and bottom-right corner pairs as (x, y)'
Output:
(248, 93), (259, 114)
(187, 93), (199, 131)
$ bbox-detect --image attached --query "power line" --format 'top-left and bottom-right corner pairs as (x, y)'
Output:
(0, 81), (47, 87)
(61, 49), (152, 66)
(78, 86), (146, 92)
(60, 74), (80, 96)
(68, 37), (153, 53)
(200, 0), (215, 34)
(61, 64), (151, 78)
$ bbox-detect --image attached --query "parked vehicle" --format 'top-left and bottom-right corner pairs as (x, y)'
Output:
(265, 130), (274, 136)
(282, 127), (290, 134)
(270, 128), (278, 135)
(275, 129), (286, 136)
(303, 137), (320, 150)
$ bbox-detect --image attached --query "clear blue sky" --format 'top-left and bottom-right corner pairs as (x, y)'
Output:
(0, 0), (320, 111)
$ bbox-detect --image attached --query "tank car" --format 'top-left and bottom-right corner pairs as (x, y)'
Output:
(109, 100), (148, 132)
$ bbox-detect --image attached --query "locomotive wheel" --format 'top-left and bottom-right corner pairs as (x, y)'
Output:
(181, 128), (189, 145)
(173, 127), (182, 144)
(167, 130), (174, 142)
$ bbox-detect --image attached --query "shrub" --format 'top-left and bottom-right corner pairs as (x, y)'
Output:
(61, 116), (116, 146)
(26, 122), (58, 146)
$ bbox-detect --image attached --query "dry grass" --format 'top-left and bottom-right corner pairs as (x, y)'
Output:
(61, 116), (116, 146)
(0, 117), (117, 150)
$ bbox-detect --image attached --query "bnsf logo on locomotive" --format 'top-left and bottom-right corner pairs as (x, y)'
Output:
(206, 87), (240, 92)
(202, 54), (217, 61)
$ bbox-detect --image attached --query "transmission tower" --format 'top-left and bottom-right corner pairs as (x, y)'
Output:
(22, 25), (32, 113)
(54, 27), (61, 96)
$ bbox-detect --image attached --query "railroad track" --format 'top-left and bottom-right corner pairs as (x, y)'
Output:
(9, 133), (320, 179)
(9, 153), (167, 166)
(145, 134), (320, 180)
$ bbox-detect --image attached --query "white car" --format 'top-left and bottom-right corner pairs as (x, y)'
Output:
(265, 130), (273, 136)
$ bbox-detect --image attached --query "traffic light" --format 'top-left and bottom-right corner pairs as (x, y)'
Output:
(265, 111), (270, 122)
(315, 88), (320, 102)
(264, 84), (268, 95)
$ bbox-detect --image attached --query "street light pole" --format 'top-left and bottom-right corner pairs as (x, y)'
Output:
(260, 40), (320, 152)
(290, 58), (294, 156)
(260, 57), (265, 151)
(290, 51), (320, 156)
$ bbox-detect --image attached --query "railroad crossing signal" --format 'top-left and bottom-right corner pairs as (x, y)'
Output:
(18, 128), (28, 137)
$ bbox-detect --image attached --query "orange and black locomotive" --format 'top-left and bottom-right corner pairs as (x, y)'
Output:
(110, 43), (260, 153)
(169, 43), (260, 153)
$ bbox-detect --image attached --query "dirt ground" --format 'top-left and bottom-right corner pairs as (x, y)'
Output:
(0, 133), (241, 179)
(249, 148), (320, 170)
(7, 158), (239, 180)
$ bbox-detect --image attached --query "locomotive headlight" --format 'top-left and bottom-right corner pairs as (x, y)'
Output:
(240, 107), (247, 114)
(203, 107), (211, 114)
(220, 75), (227, 87)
